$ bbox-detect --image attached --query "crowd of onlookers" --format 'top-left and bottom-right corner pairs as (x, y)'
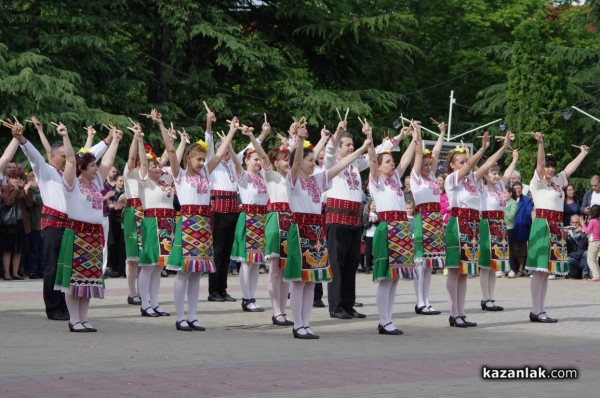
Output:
(2, 163), (599, 283)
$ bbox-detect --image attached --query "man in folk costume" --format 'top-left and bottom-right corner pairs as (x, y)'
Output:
(324, 118), (399, 319)
(15, 120), (110, 320)
(205, 113), (239, 303)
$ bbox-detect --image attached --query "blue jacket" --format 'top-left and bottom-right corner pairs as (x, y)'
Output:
(514, 195), (534, 241)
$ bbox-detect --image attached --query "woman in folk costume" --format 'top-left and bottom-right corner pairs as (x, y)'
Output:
(229, 124), (270, 312)
(122, 129), (145, 305)
(478, 146), (519, 311)
(368, 121), (418, 335)
(444, 131), (510, 328)
(264, 124), (332, 326)
(410, 121), (445, 316)
(166, 115), (238, 331)
(527, 132), (588, 323)
(284, 125), (370, 339)
(135, 109), (178, 318)
(54, 123), (121, 332)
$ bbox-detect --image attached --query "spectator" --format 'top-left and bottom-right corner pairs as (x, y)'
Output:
(566, 214), (588, 279)
(504, 185), (517, 278)
(437, 173), (450, 225)
(579, 174), (600, 219)
(1, 170), (32, 280)
(26, 173), (44, 279)
(509, 170), (530, 196)
(361, 199), (377, 274)
(563, 184), (581, 225)
(403, 175), (414, 204)
(512, 181), (533, 277)
(580, 206), (600, 282)
(107, 175), (126, 278)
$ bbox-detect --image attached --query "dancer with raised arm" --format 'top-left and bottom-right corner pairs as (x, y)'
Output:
(166, 116), (237, 331)
(526, 133), (588, 323)
(411, 121), (445, 316)
(54, 123), (121, 332)
(136, 109), (177, 318)
(444, 134), (490, 328)
(284, 124), (371, 339)
(15, 118), (109, 321)
(478, 145), (518, 311)
(368, 121), (418, 334)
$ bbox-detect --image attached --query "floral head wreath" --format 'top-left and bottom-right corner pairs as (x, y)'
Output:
(244, 145), (256, 160)
(195, 139), (208, 152)
(423, 148), (432, 159)
(279, 144), (289, 152)
(303, 140), (314, 150)
(77, 148), (91, 156)
(144, 144), (158, 161)
(454, 146), (468, 156)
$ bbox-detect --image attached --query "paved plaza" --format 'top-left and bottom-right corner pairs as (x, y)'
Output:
(0, 272), (599, 397)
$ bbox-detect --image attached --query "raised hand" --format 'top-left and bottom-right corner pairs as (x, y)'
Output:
(31, 116), (43, 130)
(321, 126), (331, 139)
(150, 108), (162, 123)
(54, 122), (68, 137)
(336, 120), (347, 133)
(534, 131), (543, 143)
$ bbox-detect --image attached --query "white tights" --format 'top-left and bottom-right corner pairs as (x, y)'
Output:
(65, 294), (91, 329)
(479, 268), (497, 301)
(126, 260), (140, 298)
(173, 271), (202, 322)
(413, 265), (434, 308)
(376, 279), (399, 330)
(446, 269), (467, 317)
(268, 257), (289, 317)
(139, 265), (163, 310)
(290, 281), (315, 334)
(240, 261), (261, 308)
(530, 271), (550, 316)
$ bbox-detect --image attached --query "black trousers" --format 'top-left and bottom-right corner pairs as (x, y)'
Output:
(209, 212), (239, 295)
(314, 283), (323, 300)
(41, 227), (68, 317)
(327, 223), (362, 313)
(108, 218), (126, 276)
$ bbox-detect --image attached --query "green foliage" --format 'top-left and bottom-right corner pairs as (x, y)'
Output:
(0, 0), (597, 180)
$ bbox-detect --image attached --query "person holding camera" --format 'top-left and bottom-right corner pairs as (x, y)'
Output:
(565, 214), (589, 279)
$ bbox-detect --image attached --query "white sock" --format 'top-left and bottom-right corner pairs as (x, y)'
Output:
(290, 281), (305, 330)
(301, 282), (315, 329)
(249, 263), (260, 304)
(480, 268), (490, 301)
(138, 266), (154, 309)
(268, 257), (282, 316)
(239, 262), (251, 299)
(126, 261), (139, 297)
(65, 294), (80, 324)
(149, 266), (163, 309)
(423, 268), (434, 308)
(376, 280), (391, 326)
(187, 273), (201, 321)
(174, 271), (190, 321)
(387, 279), (399, 325)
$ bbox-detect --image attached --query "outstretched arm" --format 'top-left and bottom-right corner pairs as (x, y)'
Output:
(398, 121), (419, 177)
(83, 127), (96, 149)
(242, 124), (270, 171)
(534, 132), (545, 179)
(456, 133), (490, 181)
(99, 129), (122, 181)
(328, 139), (371, 181)
(430, 122), (446, 172)
(564, 145), (590, 178)
(207, 118), (238, 174)
(475, 130), (511, 181)
(57, 124), (76, 187)
(0, 137), (20, 173)
(151, 109), (179, 177)
(502, 148), (519, 186)
(31, 117), (52, 160)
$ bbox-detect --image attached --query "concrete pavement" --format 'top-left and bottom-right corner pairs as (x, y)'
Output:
(0, 272), (599, 397)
